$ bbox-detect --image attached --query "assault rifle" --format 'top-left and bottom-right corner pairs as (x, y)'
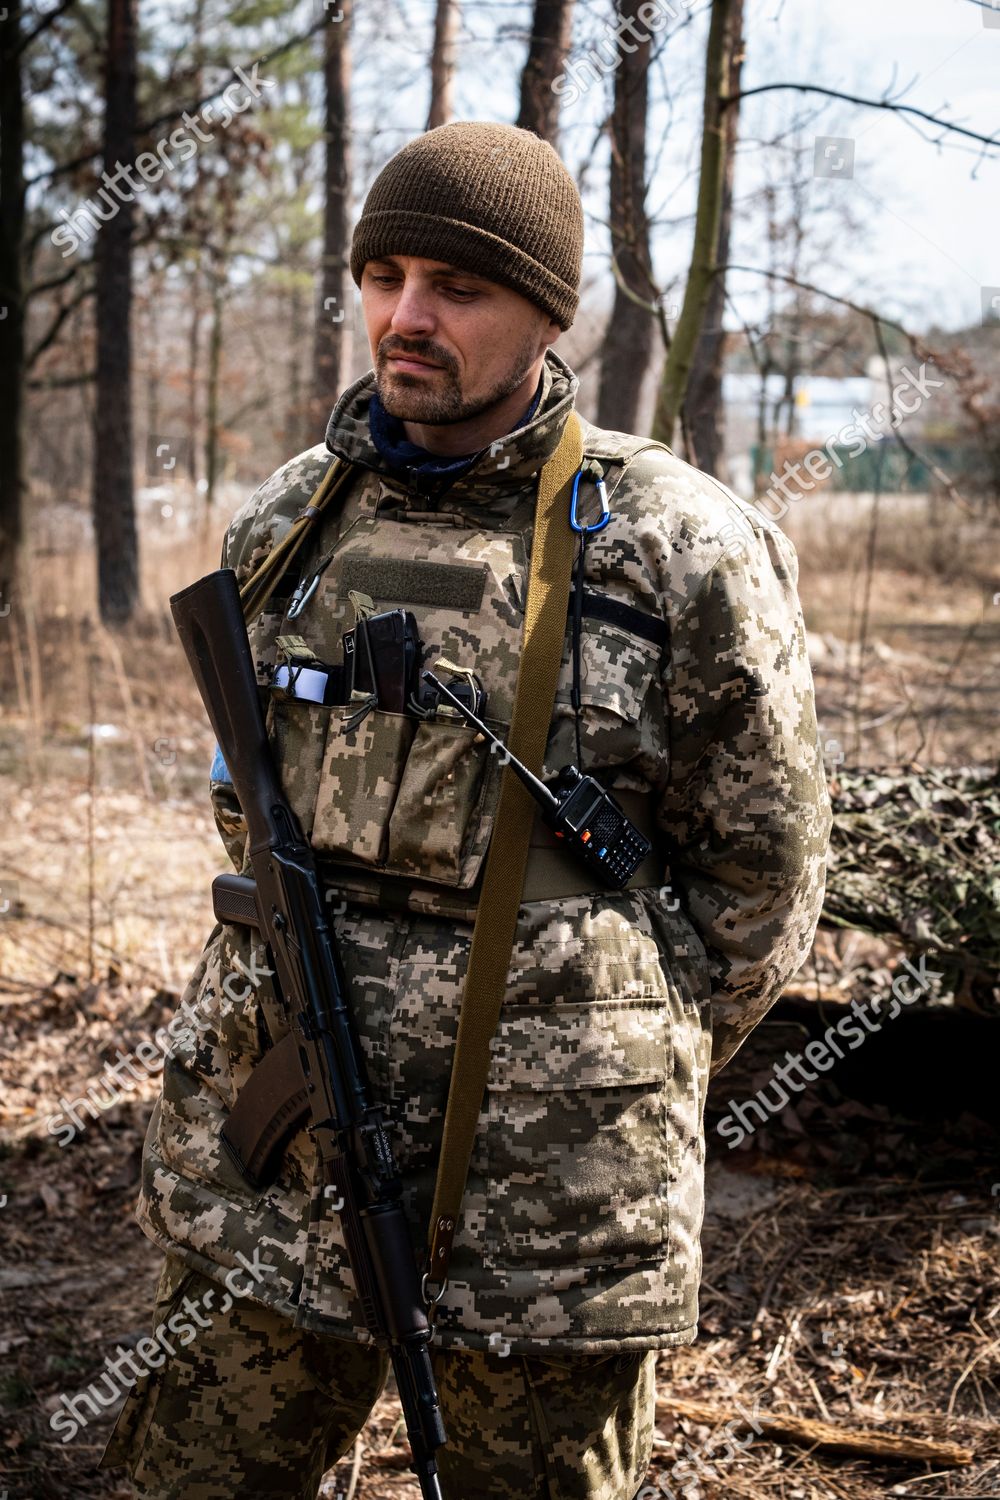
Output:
(170, 568), (447, 1500)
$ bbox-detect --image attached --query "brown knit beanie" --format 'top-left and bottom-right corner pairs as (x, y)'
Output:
(349, 121), (584, 330)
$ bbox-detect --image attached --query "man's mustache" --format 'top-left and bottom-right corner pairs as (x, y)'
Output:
(380, 342), (455, 370)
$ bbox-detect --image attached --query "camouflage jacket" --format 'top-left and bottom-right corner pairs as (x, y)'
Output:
(137, 349), (831, 1355)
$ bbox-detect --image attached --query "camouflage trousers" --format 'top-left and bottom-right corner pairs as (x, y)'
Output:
(99, 1254), (657, 1499)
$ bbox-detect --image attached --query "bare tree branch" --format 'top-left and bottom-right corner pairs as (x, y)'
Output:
(26, 18), (328, 187)
(28, 263), (80, 298)
(725, 263), (915, 347)
(27, 280), (93, 369)
(27, 369), (95, 390)
(16, 0), (76, 57)
(726, 83), (1000, 153)
(870, 314), (968, 513)
(726, 262), (973, 512)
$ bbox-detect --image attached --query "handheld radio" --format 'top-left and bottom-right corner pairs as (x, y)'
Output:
(421, 669), (653, 891)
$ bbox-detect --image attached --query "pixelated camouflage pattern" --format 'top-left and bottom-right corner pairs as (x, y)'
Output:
(430, 1342), (656, 1500)
(100, 1253), (655, 1499)
(141, 346), (830, 1357)
(99, 1254), (387, 1495)
(208, 782), (246, 872)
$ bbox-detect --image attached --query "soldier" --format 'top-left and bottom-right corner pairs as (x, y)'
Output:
(99, 121), (831, 1499)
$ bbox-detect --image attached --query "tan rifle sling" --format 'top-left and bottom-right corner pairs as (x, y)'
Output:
(232, 414), (589, 1308)
(239, 456), (355, 627)
(423, 409), (584, 1312)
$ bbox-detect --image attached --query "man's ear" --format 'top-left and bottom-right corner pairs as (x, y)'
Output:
(541, 314), (562, 351)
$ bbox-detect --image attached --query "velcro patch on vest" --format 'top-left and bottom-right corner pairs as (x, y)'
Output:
(341, 557), (486, 612)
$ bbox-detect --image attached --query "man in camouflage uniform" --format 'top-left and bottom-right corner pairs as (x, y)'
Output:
(100, 121), (830, 1498)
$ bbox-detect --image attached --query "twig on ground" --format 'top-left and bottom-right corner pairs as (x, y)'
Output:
(657, 1397), (976, 1465)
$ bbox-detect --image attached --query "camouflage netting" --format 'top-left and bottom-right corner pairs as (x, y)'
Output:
(823, 765), (1000, 1013)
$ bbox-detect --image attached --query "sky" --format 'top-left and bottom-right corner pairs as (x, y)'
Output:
(388, 0), (1000, 337)
(734, 0), (1000, 332)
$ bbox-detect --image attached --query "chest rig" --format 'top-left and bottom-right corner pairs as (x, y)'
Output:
(238, 430), (665, 920)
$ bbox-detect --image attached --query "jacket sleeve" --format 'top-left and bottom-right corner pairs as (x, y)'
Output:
(210, 776), (248, 873)
(655, 519), (831, 1076)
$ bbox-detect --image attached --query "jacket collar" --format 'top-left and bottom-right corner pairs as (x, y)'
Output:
(323, 348), (580, 499)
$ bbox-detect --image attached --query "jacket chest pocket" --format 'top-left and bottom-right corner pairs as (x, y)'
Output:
(483, 995), (671, 1269)
(268, 519), (525, 888)
(547, 615), (664, 778)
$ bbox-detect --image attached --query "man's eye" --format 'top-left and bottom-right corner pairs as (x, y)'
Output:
(443, 286), (476, 299)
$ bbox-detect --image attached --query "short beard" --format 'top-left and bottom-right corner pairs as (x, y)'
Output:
(376, 327), (541, 426)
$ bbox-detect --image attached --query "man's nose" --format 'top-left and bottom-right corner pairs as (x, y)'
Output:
(389, 279), (436, 338)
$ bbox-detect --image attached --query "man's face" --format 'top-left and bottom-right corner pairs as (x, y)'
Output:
(361, 254), (561, 426)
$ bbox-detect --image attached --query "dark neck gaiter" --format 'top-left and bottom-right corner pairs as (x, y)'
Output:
(368, 374), (543, 478)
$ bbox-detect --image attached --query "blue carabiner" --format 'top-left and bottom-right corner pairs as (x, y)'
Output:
(286, 571), (321, 619)
(569, 466), (611, 534)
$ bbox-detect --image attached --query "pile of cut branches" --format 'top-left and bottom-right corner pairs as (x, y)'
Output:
(824, 764), (1000, 1011)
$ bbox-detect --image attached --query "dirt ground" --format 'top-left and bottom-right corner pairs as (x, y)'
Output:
(2, 1013), (999, 1500)
(1, 506), (998, 1499)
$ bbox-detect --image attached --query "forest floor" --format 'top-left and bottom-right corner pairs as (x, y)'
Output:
(1, 507), (998, 1499)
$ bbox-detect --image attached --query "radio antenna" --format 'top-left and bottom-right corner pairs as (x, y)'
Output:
(421, 670), (560, 816)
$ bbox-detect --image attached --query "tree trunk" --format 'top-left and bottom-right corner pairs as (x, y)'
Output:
(753, 354), (773, 495)
(681, 0), (743, 477)
(426, 0), (457, 130)
(651, 0), (737, 448)
(185, 262), (202, 483)
(516, 0), (574, 146)
(203, 253), (223, 507)
(93, 0), (139, 623)
(144, 274), (161, 478)
(596, 0), (655, 435)
(286, 282), (306, 453)
(751, 185), (778, 495)
(313, 0), (352, 427)
(0, 0), (25, 607)
(777, 173), (806, 438)
(184, 0), (205, 485)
